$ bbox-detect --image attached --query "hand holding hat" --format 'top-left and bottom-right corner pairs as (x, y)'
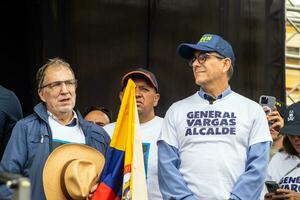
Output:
(43, 144), (105, 200)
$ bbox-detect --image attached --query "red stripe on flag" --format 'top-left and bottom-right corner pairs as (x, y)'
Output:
(124, 164), (131, 173)
(92, 182), (120, 200)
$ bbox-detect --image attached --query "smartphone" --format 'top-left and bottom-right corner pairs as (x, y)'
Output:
(265, 181), (280, 193)
(259, 95), (276, 115)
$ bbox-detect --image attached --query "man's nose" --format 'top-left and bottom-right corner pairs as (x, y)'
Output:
(60, 82), (69, 92)
(135, 88), (141, 97)
(191, 60), (202, 70)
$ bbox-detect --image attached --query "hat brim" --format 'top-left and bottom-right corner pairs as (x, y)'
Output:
(43, 144), (105, 200)
(177, 43), (216, 59)
(280, 124), (300, 136)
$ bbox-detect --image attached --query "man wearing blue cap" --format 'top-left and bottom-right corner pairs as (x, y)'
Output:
(157, 34), (272, 200)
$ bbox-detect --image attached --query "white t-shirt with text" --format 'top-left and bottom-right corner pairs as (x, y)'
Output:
(159, 91), (272, 200)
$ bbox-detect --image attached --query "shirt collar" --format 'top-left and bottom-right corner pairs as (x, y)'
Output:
(47, 110), (78, 127)
(198, 86), (232, 103)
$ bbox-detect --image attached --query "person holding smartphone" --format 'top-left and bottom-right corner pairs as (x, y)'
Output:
(263, 102), (300, 200)
(259, 96), (285, 159)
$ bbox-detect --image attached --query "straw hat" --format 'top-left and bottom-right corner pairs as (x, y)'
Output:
(43, 143), (105, 200)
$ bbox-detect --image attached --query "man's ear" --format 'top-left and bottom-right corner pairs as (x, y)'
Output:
(153, 93), (160, 107)
(119, 91), (124, 101)
(222, 58), (231, 73)
(38, 89), (46, 102)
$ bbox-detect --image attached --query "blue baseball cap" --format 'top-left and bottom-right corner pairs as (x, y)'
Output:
(177, 34), (236, 67)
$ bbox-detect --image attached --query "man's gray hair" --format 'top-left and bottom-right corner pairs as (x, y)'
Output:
(36, 57), (75, 91)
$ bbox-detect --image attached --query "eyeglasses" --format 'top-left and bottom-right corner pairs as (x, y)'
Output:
(188, 53), (225, 67)
(40, 79), (77, 92)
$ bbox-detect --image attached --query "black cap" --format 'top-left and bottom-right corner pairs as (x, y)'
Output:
(280, 102), (300, 136)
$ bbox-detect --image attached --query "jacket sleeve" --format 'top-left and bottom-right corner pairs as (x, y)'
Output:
(158, 140), (198, 200)
(1, 121), (27, 172)
(230, 141), (271, 200)
(0, 121), (28, 199)
(0, 90), (23, 159)
(0, 110), (5, 141)
(0, 89), (23, 138)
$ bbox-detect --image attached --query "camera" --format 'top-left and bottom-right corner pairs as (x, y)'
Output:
(260, 96), (269, 104)
(259, 95), (276, 115)
(265, 180), (279, 193)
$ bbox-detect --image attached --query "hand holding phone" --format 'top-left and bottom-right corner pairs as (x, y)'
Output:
(259, 95), (276, 115)
(265, 181), (280, 193)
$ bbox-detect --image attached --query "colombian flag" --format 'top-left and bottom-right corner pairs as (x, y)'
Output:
(92, 79), (148, 200)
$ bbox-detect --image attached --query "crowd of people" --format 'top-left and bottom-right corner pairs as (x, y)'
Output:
(0, 33), (299, 200)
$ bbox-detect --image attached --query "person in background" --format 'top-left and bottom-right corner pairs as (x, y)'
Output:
(104, 67), (163, 200)
(0, 85), (23, 160)
(261, 99), (286, 159)
(0, 57), (110, 200)
(264, 102), (300, 199)
(157, 33), (272, 200)
(83, 105), (112, 127)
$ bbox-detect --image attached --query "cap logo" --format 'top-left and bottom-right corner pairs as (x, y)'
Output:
(198, 35), (212, 43)
(275, 101), (282, 107)
(288, 110), (295, 122)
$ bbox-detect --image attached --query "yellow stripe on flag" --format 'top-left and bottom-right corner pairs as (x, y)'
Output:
(109, 79), (148, 200)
